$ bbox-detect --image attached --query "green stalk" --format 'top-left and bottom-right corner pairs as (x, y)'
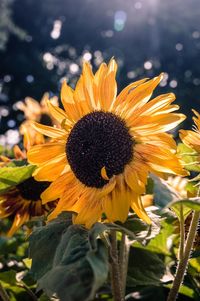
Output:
(110, 230), (123, 301)
(178, 204), (185, 262)
(0, 281), (10, 301)
(119, 232), (130, 298)
(167, 211), (200, 301)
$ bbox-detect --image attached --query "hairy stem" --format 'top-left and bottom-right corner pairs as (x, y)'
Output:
(0, 281), (10, 301)
(167, 211), (200, 301)
(110, 230), (123, 301)
(178, 204), (185, 262)
(119, 232), (130, 298)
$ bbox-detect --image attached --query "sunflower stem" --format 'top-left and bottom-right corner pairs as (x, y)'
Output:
(119, 232), (130, 298)
(110, 230), (123, 301)
(167, 210), (200, 301)
(0, 281), (11, 301)
(178, 204), (185, 262)
(17, 282), (38, 301)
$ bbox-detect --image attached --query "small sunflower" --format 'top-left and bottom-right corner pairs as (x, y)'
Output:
(28, 59), (186, 228)
(0, 177), (52, 236)
(0, 127), (54, 236)
(179, 109), (200, 155)
(17, 93), (59, 145)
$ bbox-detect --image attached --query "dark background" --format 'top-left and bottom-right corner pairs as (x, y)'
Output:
(1, 0), (200, 137)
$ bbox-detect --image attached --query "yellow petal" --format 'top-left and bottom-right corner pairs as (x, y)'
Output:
(7, 210), (30, 237)
(73, 196), (102, 228)
(131, 194), (151, 224)
(32, 122), (66, 138)
(180, 129), (200, 153)
(61, 81), (81, 121)
(41, 171), (74, 203)
(101, 166), (109, 180)
(47, 100), (72, 127)
(28, 142), (66, 164)
(33, 154), (67, 181)
(102, 175), (131, 222)
(113, 78), (148, 110)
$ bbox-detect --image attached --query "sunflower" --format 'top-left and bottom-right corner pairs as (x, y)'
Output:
(0, 177), (52, 236)
(28, 59), (187, 228)
(0, 127), (54, 236)
(179, 109), (200, 155)
(16, 93), (59, 145)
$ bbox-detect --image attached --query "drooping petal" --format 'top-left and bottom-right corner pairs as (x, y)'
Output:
(102, 175), (132, 222)
(131, 194), (151, 224)
(41, 171), (74, 203)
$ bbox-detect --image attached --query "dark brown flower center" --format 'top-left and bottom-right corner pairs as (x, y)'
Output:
(40, 113), (52, 126)
(17, 177), (50, 201)
(66, 111), (134, 188)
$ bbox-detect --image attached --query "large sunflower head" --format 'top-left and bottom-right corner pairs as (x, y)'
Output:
(28, 58), (187, 228)
(0, 177), (53, 236)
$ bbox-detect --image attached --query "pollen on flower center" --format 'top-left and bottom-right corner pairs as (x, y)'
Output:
(66, 111), (134, 188)
(17, 177), (50, 201)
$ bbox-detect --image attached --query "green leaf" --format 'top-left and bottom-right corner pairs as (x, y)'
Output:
(0, 164), (36, 194)
(23, 258), (32, 269)
(189, 257), (200, 274)
(0, 270), (17, 287)
(6, 159), (28, 167)
(29, 214), (109, 301)
(133, 211), (176, 256)
(177, 143), (200, 172)
(146, 176), (154, 194)
(39, 294), (52, 301)
(167, 197), (200, 212)
(127, 248), (165, 287)
(171, 202), (191, 222)
(151, 175), (193, 221)
(29, 212), (72, 280)
(165, 284), (196, 299)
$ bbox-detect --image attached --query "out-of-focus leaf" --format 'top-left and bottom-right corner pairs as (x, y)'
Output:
(29, 213), (109, 301)
(6, 159), (27, 167)
(165, 284), (196, 299)
(39, 294), (52, 301)
(0, 164), (36, 194)
(151, 174), (193, 220)
(23, 258), (32, 269)
(0, 270), (16, 287)
(126, 286), (166, 301)
(177, 143), (200, 172)
(0, 237), (19, 255)
(146, 177), (154, 194)
(127, 248), (165, 287)
(151, 174), (180, 208)
(167, 198), (200, 212)
(189, 257), (200, 274)
(186, 182), (199, 197)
